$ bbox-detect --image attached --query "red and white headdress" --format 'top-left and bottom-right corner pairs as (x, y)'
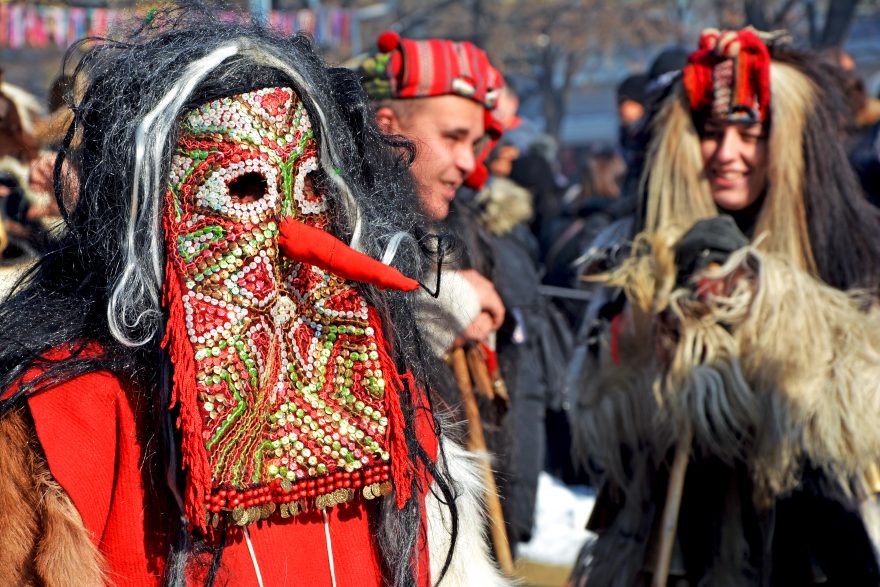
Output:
(683, 28), (772, 124)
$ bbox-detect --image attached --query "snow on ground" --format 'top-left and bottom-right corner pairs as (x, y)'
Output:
(517, 471), (597, 568)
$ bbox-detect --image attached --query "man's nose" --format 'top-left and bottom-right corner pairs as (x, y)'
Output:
(455, 144), (477, 176)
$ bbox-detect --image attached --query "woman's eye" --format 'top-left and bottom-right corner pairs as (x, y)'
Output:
(228, 172), (268, 203)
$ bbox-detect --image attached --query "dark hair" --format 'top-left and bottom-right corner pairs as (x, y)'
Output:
(647, 47), (689, 84)
(772, 47), (880, 291)
(616, 73), (648, 106)
(0, 7), (456, 586)
(47, 74), (74, 113)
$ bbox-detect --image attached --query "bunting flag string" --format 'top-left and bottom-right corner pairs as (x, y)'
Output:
(0, 4), (352, 50)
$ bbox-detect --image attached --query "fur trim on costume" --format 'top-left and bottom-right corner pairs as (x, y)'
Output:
(570, 299), (669, 586)
(425, 437), (514, 586)
(474, 177), (534, 237)
(0, 408), (105, 586)
(572, 306), (672, 492)
(0, 155), (53, 208)
(0, 156), (29, 190)
(0, 83), (44, 137)
(576, 228), (880, 583)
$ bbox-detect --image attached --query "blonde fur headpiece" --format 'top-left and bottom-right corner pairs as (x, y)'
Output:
(644, 61), (818, 277)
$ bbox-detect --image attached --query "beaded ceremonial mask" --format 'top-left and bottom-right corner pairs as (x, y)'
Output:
(163, 87), (397, 530)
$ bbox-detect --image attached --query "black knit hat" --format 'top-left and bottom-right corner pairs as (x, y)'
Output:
(616, 73), (648, 105)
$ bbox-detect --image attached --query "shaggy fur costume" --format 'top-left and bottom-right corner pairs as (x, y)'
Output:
(575, 229), (880, 584)
(426, 438), (516, 586)
(0, 408), (105, 586)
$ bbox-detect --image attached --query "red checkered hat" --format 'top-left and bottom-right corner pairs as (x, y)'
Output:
(361, 30), (503, 109)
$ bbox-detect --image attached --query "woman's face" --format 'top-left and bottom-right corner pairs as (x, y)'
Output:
(699, 118), (769, 211)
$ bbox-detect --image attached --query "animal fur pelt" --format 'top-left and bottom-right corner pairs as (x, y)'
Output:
(0, 82), (44, 138)
(0, 407), (105, 586)
(603, 228), (880, 505)
(572, 228), (880, 584)
(425, 437), (515, 586)
(0, 156), (32, 197)
(474, 177), (534, 237)
(0, 155), (53, 209)
(571, 295), (670, 587)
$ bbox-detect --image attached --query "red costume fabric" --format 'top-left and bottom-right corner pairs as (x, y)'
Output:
(25, 368), (437, 586)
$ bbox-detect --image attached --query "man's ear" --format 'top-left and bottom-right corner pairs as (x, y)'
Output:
(375, 106), (399, 134)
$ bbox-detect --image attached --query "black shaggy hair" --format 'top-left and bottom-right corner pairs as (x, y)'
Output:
(0, 7), (458, 586)
(771, 47), (880, 292)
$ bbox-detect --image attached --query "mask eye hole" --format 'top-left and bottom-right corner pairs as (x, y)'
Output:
(228, 172), (268, 204)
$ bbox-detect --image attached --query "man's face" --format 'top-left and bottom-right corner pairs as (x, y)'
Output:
(617, 99), (644, 127)
(383, 95), (485, 221)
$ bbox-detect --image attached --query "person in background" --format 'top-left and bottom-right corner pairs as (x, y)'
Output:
(616, 72), (647, 166)
(358, 30), (507, 363)
(823, 48), (880, 208)
(542, 148), (629, 324)
(470, 125), (578, 548)
(571, 28), (880, 586)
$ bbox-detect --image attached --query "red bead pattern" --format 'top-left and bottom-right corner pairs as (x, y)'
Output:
(164, 87), (395, 526)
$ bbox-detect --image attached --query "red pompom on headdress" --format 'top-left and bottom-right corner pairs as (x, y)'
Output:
(682, 28), (771, 124)
(464, 105), (506, 190)
(376, 30), (401, 54)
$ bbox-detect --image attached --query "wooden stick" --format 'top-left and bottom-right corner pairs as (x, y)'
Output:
(449, 347), (516, 576)
(467, 345), (511, 403)
(651, 428), (693, 587)
(466, 345), (496, 401)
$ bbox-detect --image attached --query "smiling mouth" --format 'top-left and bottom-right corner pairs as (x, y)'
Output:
(440, 181), (459, 197)
(711, 170), (749, 186)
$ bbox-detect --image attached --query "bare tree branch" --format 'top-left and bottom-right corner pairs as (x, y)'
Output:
(817, 0), (861, 47)
(771, 0), (800, 27)
(744, 0), (770, 29)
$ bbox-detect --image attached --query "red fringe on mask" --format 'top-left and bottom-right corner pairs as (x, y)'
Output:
(367, 307), (412, 509)
(161, 259), (211, 533)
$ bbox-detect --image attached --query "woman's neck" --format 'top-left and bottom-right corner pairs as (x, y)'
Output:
(718, 192), (766, 238)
